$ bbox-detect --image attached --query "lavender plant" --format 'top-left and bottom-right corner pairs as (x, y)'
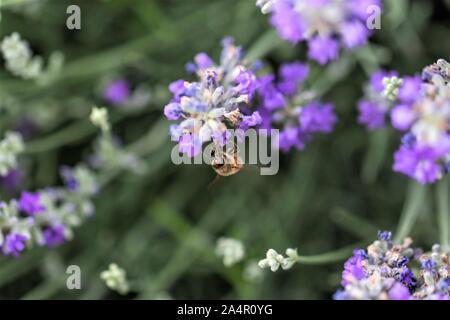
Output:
(0, 103), (144, 259)
(256, 0), (382, 64)
(1, 0), (450, 301)
(257, 62), (337, 151)
(0, 32), (63, 84)
(164, 38), (261, 159)
(0, 32), (43, 80)
(357, 70), (398, 130)
(0, 165), (98, 257)
(334, 231), (450, 300)
(358, 60), (450, 184)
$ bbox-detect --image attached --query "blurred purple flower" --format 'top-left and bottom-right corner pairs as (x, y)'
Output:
(389, 283), (411, 300)
(307, 37), (339, 65)
(2, 233), (27, 258)
(357, 100), (386, 130)
(299, 102), (337, 133)
(260, 0), (380, 64)
(393, 145), (442, 184)
(390, 104), (416, 131)
(103, 79), (130, 105)
(277, 62), (309, 96)
(18, 192), (45, 216)
(43, 224), (65, 248)
(398, 76), (422, 103)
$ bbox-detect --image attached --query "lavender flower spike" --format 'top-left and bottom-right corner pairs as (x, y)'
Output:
(258, 0), (382, 64)
(164, 38), (261, 160)
(334, 232), (450, 300)
(257, 62), (337, 152)
(0, 165), (98, 258)
(357, 60), (450, 184)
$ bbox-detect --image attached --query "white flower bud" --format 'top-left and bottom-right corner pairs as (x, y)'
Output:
(258, 247), (299, 272)
(90, 107), (110, 133)
(256, 0), (276, 14)
(1, 32), (43, 79)
(382, 76), (403, 101)
(100, 263), (130, 295)
(215, 237), (245, 267)
(0, 131), (24, 176)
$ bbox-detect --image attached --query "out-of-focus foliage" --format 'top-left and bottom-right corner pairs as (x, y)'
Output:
(0, 0), (449, 299)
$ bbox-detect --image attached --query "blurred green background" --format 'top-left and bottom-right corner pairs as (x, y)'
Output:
(1, 0), (450, 299)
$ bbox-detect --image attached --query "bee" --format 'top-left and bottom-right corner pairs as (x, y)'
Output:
(211, 142), (243, 177)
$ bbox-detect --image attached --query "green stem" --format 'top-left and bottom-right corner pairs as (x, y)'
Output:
(24, 113), (126, 154)
(436, 178), (450, 248)
(244, 30), (282, 63)
(331, 208), (379, 239)
(294, 244), (361, 265)
(394, 182), (427, 243)
(0, 0), (38, 7)
(24, 120), (94, 154)
(354, 44), (381, 76)
(362, 128), (390, 184)
(312, 53), (355, 97)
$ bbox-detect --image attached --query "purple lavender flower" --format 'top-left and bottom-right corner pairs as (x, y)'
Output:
(334, 233), (450, 300)
(278, 63), (309, 92)
(397, 76), (422, 103)
(357, 101), (386, 130)
(257, 62), (336, 152)
(269, 0), (304, 44)
(258, 75), (285, 110)
(388, 283), (411, 300)
(350, 0), (382, 20)
(358, 60), (450, 184)
(240, 111), (262, 130)
(164, 38), (261, 159)
(377, 230), (391, 241)
(178, 134), (202, 158)
(341, 250), (366, 286)
(400, 268), (415, 286)
(2, 233), (28, 258)
(18, 192), (45, 216)
(385, 61), (450, 183)
(0, 165), (98, 259)
(259, 0), (381, 64)
(276, 127), (306, 152)
(235, 69), (258, 99)
(390, 104), (416, 131)
(164, 102), (182, 120)
(194, 53), (213, 70)
(103, 79), (130, 105)
(340, 21), (370, 49)
(43, 224), (65, 248)
(307, 37), (339, 66)
(334, 232), (414, 300)
(299, 102), (337, 133)
(357, 70), (398, 130)
(421, 259), (437, 271)
(393, 145), (443, 184)
(169, 80), (186, 103)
